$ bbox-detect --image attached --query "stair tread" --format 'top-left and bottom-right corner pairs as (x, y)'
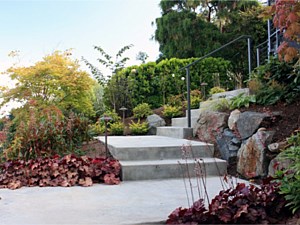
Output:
(120, 158), (226, 166)
(157, 126), (192, 129)
(97, 136), (212, 148)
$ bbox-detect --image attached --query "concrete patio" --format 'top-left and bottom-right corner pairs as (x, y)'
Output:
(0, 177), (243, 225)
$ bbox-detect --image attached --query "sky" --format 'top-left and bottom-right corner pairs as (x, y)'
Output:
(0, 0), (162, 115)
(0, 0), (161, 77)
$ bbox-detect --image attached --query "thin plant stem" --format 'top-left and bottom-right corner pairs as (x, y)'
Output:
(194, 159), (203, 200)
(179, 161), (190, 207)
(197, 159), (210, 205)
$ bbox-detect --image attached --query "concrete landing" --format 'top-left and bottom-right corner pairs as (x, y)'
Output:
(0, 177), (246, 225)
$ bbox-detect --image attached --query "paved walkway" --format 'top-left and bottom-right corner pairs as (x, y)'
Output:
(0, 177), (244, 225)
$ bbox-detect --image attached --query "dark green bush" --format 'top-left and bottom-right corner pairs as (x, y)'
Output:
(276, 132), (300, 214)
(255, 80), (286, 105)
(250, 57), (300, 104)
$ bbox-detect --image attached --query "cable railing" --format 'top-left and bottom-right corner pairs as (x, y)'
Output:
(256, 29), (282, 67)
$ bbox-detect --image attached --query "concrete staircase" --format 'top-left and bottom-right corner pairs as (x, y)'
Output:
(97, 136), (227, 181)
(156, 101), (221, 138)
(156, 88), (250, 139)
(96, 90), (252, 181)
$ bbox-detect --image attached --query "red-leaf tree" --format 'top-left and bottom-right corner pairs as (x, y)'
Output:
(266, 0), (300, 62)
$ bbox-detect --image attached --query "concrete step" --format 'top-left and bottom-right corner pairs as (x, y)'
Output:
(120, 158), (227, 181)
(97, 136), (214, 161)
(171, 117), (198, 128)
(156, 126), (193, 139)
(186, 108), (201, 117)
(96, 135), (226, 182)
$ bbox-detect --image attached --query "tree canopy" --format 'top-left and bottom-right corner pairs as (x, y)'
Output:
(263, 0), (300, 62)
(155, 10), (222, 59)
(1, 51), (96, 117)
(154, 0), (267, 74)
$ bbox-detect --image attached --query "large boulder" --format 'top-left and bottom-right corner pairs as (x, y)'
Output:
(211, 88), (249, 100)
(228, 109), (241, 130)
(268, 153), (292, 177)
(236, 112), (268, 140)
(195, 111), (229, 144)
(216, 128), (241, 162)
(146, 114), (166, 135)
(237, 128), (275, 179)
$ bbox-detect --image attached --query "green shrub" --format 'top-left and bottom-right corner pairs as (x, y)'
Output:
(190, 89), (202, 109)
(212, 98), (230, 112)
(230, 93), (256, 110)
(250, 57), (300, 104)
(248, 78), (264, 94)
(167, 94), (184, 107)
(3, 107), (91, 161)
(255, 80), (286, 105)
(133, 103), (152, 119)
(209, 86), (226, 95)
(129, 120), (149, 135)
(191, 96), (202, 109)
(90, 120), (105, 135)
(163, 105), (183, 118)
(276, 132), (300, 214)
(109, 122), (124, 135)
(101, 110), (120, 123)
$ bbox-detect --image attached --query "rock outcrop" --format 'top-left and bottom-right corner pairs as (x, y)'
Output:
(216, 128), (241, 162)
(237, 128), (275, 179)
(195, 111), (229, 143)
(146, 114), (166, 135)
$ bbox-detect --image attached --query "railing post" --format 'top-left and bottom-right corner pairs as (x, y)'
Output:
(248, 38), (252, 75)
(275, 29), (279, 53)
(256, 47), (260, 67)
(185, 67), (191, 128)
(267, 0), (271, 61)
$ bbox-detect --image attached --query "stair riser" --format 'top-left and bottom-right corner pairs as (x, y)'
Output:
(109, 146), (215, 161)
(185, 109), (201, 117)
(156, 127), (193, 139)
(171, 117), (198, 128)
(121, 161), (227, 181)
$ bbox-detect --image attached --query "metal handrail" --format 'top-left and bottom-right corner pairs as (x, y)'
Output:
(181, 35), (252, 70)
(180, 35), (252, 128)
